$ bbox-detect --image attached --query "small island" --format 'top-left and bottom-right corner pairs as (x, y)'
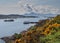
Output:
(4, 19), (14, 22)
(1, 15), (60, 43)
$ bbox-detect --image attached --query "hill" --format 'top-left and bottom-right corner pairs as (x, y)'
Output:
(1, 15), (60, 43)
(0, 14), (37, 19)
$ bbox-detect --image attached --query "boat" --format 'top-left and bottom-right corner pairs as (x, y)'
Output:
(4, 19), (14, 22)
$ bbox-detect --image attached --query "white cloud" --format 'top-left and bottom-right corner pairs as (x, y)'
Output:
(0, 0), (60, 14)
(17, 0), (35, 6)
(33, 5), (60, 14)
(17, 0), (60, 14)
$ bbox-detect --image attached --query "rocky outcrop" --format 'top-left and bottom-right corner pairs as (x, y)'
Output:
(0, 36), (15, 43)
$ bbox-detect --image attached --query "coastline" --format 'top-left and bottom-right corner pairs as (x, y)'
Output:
(0, 36), (15, 43)
(1, 15), (59, 43)
(0, 19), (50, 43)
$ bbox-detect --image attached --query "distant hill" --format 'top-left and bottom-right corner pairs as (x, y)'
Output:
(0, 13), (58, 19)
(1, 15), (60, 43)
(0, 14), (37, 19)
(24, 12), (57, 17)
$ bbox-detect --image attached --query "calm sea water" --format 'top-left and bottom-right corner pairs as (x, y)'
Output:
(0, 14), (57, 43)
(0, 39), (5, 43)
(0, 16), (47, 43)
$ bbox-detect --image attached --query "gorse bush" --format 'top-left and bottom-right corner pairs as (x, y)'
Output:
(14, 15), (60, 43)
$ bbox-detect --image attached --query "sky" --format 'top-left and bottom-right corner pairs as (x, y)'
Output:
(0, 0), (60, 14)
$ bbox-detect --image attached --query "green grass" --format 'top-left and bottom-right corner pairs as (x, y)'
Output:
(40, 27), (60, 43)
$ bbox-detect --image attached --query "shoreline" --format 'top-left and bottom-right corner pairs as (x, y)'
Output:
(0, 19), (50, 43)
(0, 15), (57, 43)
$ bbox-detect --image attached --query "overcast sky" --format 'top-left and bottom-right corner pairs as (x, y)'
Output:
(0, 0), (60, 14)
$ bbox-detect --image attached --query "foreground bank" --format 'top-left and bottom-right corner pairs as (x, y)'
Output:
(1, 15), (60, 43)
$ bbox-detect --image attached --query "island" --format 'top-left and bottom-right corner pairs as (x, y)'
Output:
(0, 15), (60, 43)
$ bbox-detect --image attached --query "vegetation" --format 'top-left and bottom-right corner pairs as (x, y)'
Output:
(12, 15), (60, 43)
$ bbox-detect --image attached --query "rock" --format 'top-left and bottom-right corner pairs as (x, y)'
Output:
(1, 36), (15, 43)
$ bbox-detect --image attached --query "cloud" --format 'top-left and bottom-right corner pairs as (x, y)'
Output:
(17, 0), (60, 14)
(0, 0), (60, 14)
(17, 0), (35, 5)
(33, 5), (60, 14)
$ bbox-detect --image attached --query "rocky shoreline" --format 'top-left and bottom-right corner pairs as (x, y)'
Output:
(0, 36), (16, 43)
(1, 15), (60, 43)
(0, 19), (50, 43)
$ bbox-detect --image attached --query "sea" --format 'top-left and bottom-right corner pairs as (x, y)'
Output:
(0, 14), (57, 43)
